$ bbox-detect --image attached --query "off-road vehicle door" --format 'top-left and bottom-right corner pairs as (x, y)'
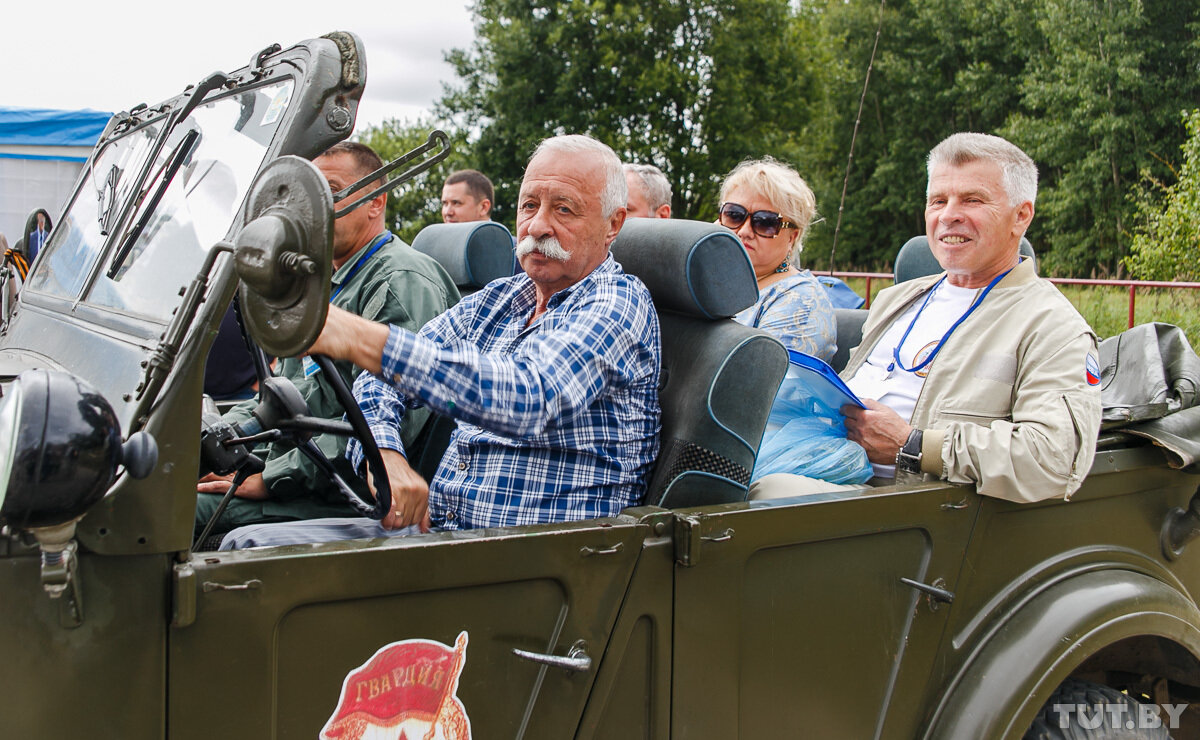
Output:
(669, 483), (980, 738)
(169, 517), (650, 739)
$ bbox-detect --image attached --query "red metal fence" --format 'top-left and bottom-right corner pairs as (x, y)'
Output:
(822, 272), (1200, 329)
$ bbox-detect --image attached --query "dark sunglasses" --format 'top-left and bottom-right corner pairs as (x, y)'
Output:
(718, 202), (796, 238)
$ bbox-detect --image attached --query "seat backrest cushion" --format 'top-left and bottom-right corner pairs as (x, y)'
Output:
(831, 308), (869, 373)
(411, 221), (515, 291)
(610, 219), (787, 507)
(648, 313), (788, 507)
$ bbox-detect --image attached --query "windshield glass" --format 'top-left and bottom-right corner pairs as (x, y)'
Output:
(24, 116), (163, 300)
(25, 80), (294, 321)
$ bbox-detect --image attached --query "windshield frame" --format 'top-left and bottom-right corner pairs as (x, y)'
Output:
(18, 74), (298, 337)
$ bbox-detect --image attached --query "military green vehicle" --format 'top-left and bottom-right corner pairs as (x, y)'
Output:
(3, 31), (1200, 740)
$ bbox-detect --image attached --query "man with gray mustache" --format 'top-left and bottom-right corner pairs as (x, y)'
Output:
(221, 134), (662, 547)
(516, 233), (572, 262)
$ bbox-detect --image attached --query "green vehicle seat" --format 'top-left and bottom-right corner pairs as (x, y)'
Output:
(831, 307), (868, 373)
(611, 219), (789, 508)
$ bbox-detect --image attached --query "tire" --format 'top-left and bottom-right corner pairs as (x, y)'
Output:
(1025, 678), (1172, 739)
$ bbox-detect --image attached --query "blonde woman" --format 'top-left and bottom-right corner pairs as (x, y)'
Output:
(717, 157), (836, 362)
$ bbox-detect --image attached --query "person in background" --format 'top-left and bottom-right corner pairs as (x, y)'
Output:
(195, 141), (459, 539)
(202, 306), (262, 402)
(25, 209), (51, 263)
(441, 169), (494, 223)
(624, 163), (672, 219)
(717, 157), (836, 362)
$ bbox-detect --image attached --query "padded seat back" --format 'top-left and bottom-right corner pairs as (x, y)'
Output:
(611, 219), (789, 508)
(831, 307), (868, 373)
(411, 221), (516, 293)
(894, 235), (1036, 283)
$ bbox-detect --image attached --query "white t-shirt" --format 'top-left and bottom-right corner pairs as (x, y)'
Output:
(846, 280), (980, 477)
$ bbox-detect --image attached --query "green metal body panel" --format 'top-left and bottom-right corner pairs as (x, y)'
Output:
(3, 31), (1200, 740)
(669, 483), (979, 738)
(0, 545), (171, 737)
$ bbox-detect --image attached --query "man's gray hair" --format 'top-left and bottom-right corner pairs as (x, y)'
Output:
(927, 132), (1038, 207)
(530, 134), (627, 218)
(624, 163), (673, 211)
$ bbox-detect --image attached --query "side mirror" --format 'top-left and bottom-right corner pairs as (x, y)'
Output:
(234, 155), (333, 358)
(0, 369), (157, 531)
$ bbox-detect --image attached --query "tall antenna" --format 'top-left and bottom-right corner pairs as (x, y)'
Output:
(828, 0), (887, 274)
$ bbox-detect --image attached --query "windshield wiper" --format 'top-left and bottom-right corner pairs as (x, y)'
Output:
(106, 128), (200, 280)
(98, 164), (122, 236)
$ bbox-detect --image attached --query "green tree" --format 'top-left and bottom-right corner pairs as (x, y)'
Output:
(355, 118), (474, 244)
(1003, 0), (1200, 276)
(440, 0), (824, 222)
(1127, 109), (1200, 282)
(803, 0), (1030, 269)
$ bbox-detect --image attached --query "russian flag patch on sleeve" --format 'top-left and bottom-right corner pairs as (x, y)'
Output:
(1086, 353), (1101, 386)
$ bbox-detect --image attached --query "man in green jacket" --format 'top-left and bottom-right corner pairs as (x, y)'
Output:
(195, 141), (460, 536)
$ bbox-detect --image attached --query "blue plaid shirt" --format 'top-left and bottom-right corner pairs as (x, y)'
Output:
(348, 254), (661, 530)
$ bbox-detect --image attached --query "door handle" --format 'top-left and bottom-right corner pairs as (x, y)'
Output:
(900, 577), (955, 609)
(512, 639), (592, 672)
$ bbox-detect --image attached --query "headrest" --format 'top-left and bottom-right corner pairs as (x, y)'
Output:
(895, 235), (1037, 283)
(411, 221), (515, 289)
(610, 219), (758, 319)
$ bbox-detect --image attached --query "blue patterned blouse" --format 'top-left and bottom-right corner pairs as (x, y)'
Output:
(734, 270), (837, 362)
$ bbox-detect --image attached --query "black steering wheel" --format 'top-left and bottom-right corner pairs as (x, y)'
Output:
(194, 306), (393, 549)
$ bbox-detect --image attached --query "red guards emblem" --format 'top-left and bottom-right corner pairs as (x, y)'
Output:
(321, 632), (472, 740)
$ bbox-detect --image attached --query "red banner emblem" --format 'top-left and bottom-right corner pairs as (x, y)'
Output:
(321, 632), (472, 740)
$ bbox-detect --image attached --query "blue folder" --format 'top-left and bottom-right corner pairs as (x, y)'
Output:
(785, 350), (865, 412)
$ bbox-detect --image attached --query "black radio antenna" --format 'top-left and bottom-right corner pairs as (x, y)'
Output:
(828, 0), (887, 274)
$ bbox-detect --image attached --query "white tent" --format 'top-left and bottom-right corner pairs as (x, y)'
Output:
(0, 107), (110, 246)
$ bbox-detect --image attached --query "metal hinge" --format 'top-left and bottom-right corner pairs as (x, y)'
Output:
(172, 562), (196, 628)
(674, 514), (735, 567)
(41, 539), (83, 628)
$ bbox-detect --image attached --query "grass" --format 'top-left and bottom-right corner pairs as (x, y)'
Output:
(837, 277), (1200, 350)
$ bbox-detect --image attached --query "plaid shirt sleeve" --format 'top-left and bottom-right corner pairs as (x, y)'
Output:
(344, 294), (477, 473)
(378, 284), (653, 439)
(345, 371), (408, 475)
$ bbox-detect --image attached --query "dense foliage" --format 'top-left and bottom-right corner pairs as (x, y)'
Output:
(1127, 109), (1200, 282)
(357, 0), (1200, 276)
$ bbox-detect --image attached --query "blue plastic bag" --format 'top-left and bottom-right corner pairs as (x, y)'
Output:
(750, 363), (873, 484)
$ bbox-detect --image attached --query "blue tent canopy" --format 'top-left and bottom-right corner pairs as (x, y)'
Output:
(0, 107), (111, 148)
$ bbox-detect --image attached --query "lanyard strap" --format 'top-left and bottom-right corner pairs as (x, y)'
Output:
(331, 231), (390, 300)
(890, 265), (1015, 374)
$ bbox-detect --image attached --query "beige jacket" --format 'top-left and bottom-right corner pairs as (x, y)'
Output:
(841, 259), (1101, 502)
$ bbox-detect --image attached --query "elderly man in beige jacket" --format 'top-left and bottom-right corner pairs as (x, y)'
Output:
(757, 132), (1101, 503)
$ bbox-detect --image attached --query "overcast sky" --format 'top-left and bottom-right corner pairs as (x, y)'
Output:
(1, 0), (476, 134)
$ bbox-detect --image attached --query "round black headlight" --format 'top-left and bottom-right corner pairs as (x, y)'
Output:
(0, 370), (125, 529)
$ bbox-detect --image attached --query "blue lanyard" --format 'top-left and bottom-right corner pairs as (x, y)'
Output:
(889, 265), (1015, 374)
(331, 231), (390, 300)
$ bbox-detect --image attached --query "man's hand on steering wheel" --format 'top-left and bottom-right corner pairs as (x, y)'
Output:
(370, 448), (431, 532)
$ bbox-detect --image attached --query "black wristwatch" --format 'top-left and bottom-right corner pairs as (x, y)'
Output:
(895, 429), (924, 474)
